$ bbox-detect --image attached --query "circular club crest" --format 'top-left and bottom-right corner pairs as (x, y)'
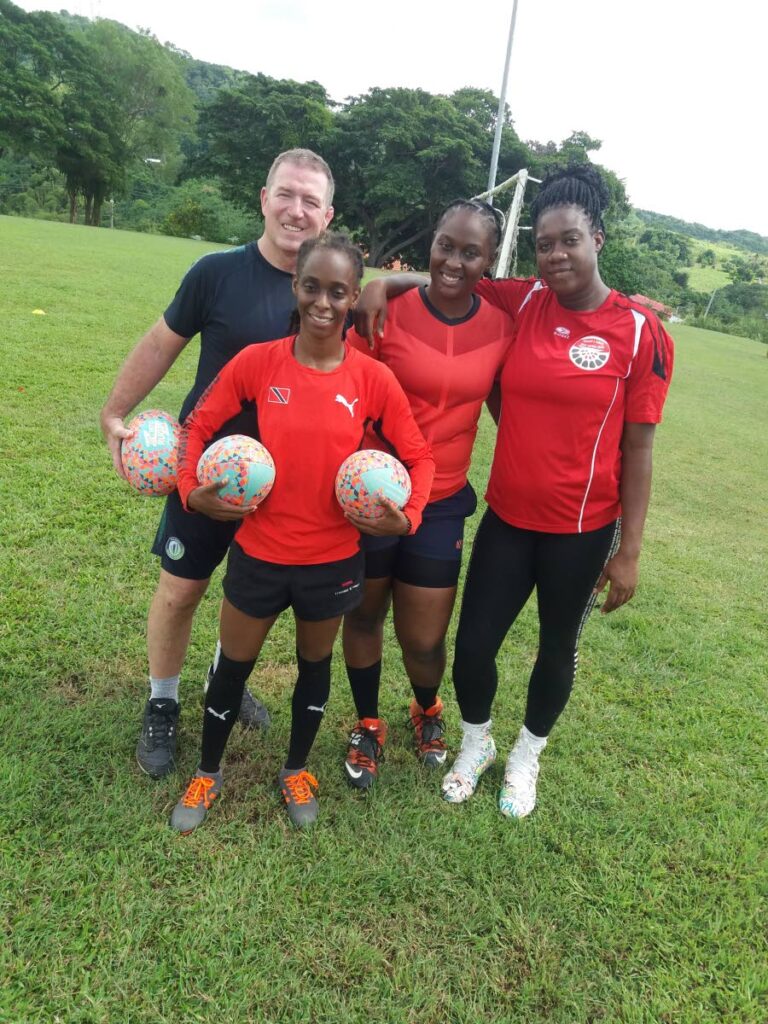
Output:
(569, 335), (611, 371)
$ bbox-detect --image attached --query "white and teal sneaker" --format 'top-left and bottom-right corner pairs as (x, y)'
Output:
(441, 730), (496, 804)
(499, 727), (547, 819)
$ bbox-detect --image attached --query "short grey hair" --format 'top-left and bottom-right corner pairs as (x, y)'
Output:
(265, 148), (335, 206)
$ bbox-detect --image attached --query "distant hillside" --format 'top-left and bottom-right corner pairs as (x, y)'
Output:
(636, 210), (768, 256)
(166, 49), (250, 105)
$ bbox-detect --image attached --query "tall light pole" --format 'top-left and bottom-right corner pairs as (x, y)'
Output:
(487, 1), (520, 204)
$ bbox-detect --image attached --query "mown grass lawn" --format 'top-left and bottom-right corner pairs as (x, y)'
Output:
(1, 216), (766, 1023)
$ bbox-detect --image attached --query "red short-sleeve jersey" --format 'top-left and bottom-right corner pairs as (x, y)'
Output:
(176, 337), (435, 565)
(476, 278), (674, 533)
(347, 287), (514, 501)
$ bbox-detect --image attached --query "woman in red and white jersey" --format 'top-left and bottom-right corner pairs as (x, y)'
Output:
(355, 166), (674, 820)
(168, 233), (434, 833)
(341, 200), (515, 791)
(443, 166), (674, 818)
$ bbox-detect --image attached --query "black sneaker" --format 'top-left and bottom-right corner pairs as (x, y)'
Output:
(344, 718), (387, 790)
(136, 698), (179, 778)
(205, 664), (270, 732)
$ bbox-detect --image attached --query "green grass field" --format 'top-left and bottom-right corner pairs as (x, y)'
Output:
(2, 216), (766, 1024)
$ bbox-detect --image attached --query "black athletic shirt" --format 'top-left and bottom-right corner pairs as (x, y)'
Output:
(164, 241), (295, 435)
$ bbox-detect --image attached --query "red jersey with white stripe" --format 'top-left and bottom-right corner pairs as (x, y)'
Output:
(177, 337), (435, 564)
(475, 278), (674, 533)
(347, 286), (515, 501)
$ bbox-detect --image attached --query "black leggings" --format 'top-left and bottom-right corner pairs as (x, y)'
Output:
(452, 509), (620, 736)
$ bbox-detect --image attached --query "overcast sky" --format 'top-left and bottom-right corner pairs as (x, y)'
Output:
(16, 0), (768, 235)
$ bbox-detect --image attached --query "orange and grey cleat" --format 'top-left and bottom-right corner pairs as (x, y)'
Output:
(409, 697), (448, 767)
(170, 771), (222, 834)
(279, 768), (320, 828)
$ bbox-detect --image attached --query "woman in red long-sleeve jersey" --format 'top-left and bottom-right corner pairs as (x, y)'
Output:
(168, 232), (434, 832)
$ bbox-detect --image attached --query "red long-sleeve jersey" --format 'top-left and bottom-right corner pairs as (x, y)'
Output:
(177, 337), (435, 565)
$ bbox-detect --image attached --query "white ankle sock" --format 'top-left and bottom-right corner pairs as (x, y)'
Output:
(150, 674), (180, 702)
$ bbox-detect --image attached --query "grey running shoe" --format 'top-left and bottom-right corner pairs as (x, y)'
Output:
(136, 698), (179, 778)
(170, 770), (222, 834)
(205, 664), (270, 732)
(278, 768), (319, 828)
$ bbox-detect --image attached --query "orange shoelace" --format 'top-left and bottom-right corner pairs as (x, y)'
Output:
(181, 776), (218, 809)
(282, 771), (318, 805)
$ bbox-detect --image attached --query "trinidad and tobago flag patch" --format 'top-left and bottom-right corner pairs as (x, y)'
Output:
(268, 386), (291, 404)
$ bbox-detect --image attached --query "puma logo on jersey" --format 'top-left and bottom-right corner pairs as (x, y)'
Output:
(206, 706), (231, 721)
(335, 394), (358, 417)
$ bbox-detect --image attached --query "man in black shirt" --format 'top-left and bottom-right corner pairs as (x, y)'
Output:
(101, 149), (335, 778)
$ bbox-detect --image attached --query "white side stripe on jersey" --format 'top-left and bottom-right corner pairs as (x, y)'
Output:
(577, 378), (620, 533)
(625, 309), (646, 377)
(517, 280), (544, 315)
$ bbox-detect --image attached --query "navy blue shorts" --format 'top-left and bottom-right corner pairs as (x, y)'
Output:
(223, 542), (365, 622)
(151, 488), (238, 581)
(362, 482), (477, 588)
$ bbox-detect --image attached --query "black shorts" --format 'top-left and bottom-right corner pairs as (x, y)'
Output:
(223, 542), (365, 622)
(151, 489), (238, 581)
(361, 482), (477, 589)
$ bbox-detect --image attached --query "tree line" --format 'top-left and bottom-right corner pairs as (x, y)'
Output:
(1, 0), (766, 340)
(0, 1), (632, 255)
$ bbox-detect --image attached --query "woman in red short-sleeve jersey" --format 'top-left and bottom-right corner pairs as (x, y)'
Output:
(444, 166), (674, 818)
(341, 201), (515, 790)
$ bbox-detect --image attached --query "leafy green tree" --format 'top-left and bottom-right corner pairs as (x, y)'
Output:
(329, 87), (528, 266)
(69, 19), (195, 178)
(55, 82), (127, 224)
(190, 73), (335, 210)
(639, 226), (691, 265)
(697, 248), (717, 267)
(723, 254), (767, 284)
(525, 130), (630, 231)
(0, 0), (72, 159)
(0, 1), (126, 224)
(0, 151), (68, 218)
(159, 178), (260, 243)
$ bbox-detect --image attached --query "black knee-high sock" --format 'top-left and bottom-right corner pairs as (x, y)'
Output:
(346, 660), (381, 719)
(411, 683), (438, 711)
(285, 653), (332, 770)
(200, 652), (255, 773)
